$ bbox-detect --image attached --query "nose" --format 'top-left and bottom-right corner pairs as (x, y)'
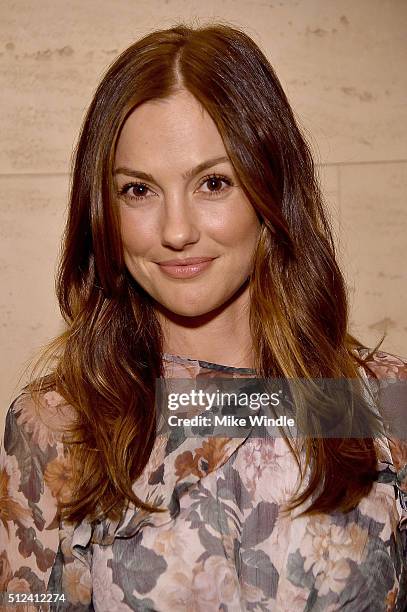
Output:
(160, 194), (200, 250)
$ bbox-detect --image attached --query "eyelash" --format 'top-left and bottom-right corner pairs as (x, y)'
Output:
(117, 173), (233, 202)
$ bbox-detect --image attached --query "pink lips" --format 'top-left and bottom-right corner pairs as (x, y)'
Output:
(156, 257), (216, 279)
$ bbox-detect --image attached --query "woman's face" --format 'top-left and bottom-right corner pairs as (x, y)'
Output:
(114, 89), (261, 318)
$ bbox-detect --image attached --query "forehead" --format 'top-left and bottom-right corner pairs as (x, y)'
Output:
(114, 90), (228, 171)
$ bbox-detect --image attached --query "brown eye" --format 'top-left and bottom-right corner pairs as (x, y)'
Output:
(206, 176), (224, 191)
(118, 182), (155, 201)
(130, 183), (149, 197)
(198, 174), (233, 196)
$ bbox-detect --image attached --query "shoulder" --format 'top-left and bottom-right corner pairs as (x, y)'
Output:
(2, 386), (77, 501)
(354, 346), (407, 491)
(354, 345), (407, 380)
(4, 383), (77, 453)
(2, 386), (77, 505)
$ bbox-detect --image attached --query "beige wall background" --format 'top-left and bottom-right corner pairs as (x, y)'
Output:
(1, 0), (406, 430)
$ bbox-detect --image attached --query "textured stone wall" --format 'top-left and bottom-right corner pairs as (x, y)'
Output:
(1, 0), (406, 427)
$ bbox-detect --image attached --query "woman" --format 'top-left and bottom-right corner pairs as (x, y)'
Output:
(1, 23), (406, 611)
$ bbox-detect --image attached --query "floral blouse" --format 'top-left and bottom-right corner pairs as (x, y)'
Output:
(1, 347), (407, 611)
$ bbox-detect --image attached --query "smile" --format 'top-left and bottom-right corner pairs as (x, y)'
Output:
(156, 258), (215, 279)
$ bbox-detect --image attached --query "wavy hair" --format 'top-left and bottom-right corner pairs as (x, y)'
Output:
(30, 23), (383, 523)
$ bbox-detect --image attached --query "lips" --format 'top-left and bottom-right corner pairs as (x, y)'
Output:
(157, 257), (215, 266)
(156, 257), (216, 279)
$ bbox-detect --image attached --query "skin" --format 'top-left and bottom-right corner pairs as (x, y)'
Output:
(114, 89), (262, 368)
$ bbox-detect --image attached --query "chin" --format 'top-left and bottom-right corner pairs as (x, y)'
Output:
(155, 296), (224, 319)
(165, 303), (215, 318)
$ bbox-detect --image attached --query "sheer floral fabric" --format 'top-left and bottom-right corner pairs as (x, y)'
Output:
(1, 348), (406, 611)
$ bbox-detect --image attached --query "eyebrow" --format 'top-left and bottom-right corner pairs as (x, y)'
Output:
(113, 155), (230, 182)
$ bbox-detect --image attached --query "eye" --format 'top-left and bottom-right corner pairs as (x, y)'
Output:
(198, 174), (233, 197)
(117, 182), (156, 202)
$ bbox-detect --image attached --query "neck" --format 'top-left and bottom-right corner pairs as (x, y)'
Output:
(155, 281), (255, 369)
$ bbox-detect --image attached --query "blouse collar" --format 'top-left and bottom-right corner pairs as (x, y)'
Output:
(162, 352), (257, 374)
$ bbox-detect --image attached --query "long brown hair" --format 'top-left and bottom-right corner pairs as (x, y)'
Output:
(30, 23), (383, 523)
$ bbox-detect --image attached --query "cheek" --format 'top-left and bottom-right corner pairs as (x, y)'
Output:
(205, 201), (260, 248)
(119, 209), (156, 255)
